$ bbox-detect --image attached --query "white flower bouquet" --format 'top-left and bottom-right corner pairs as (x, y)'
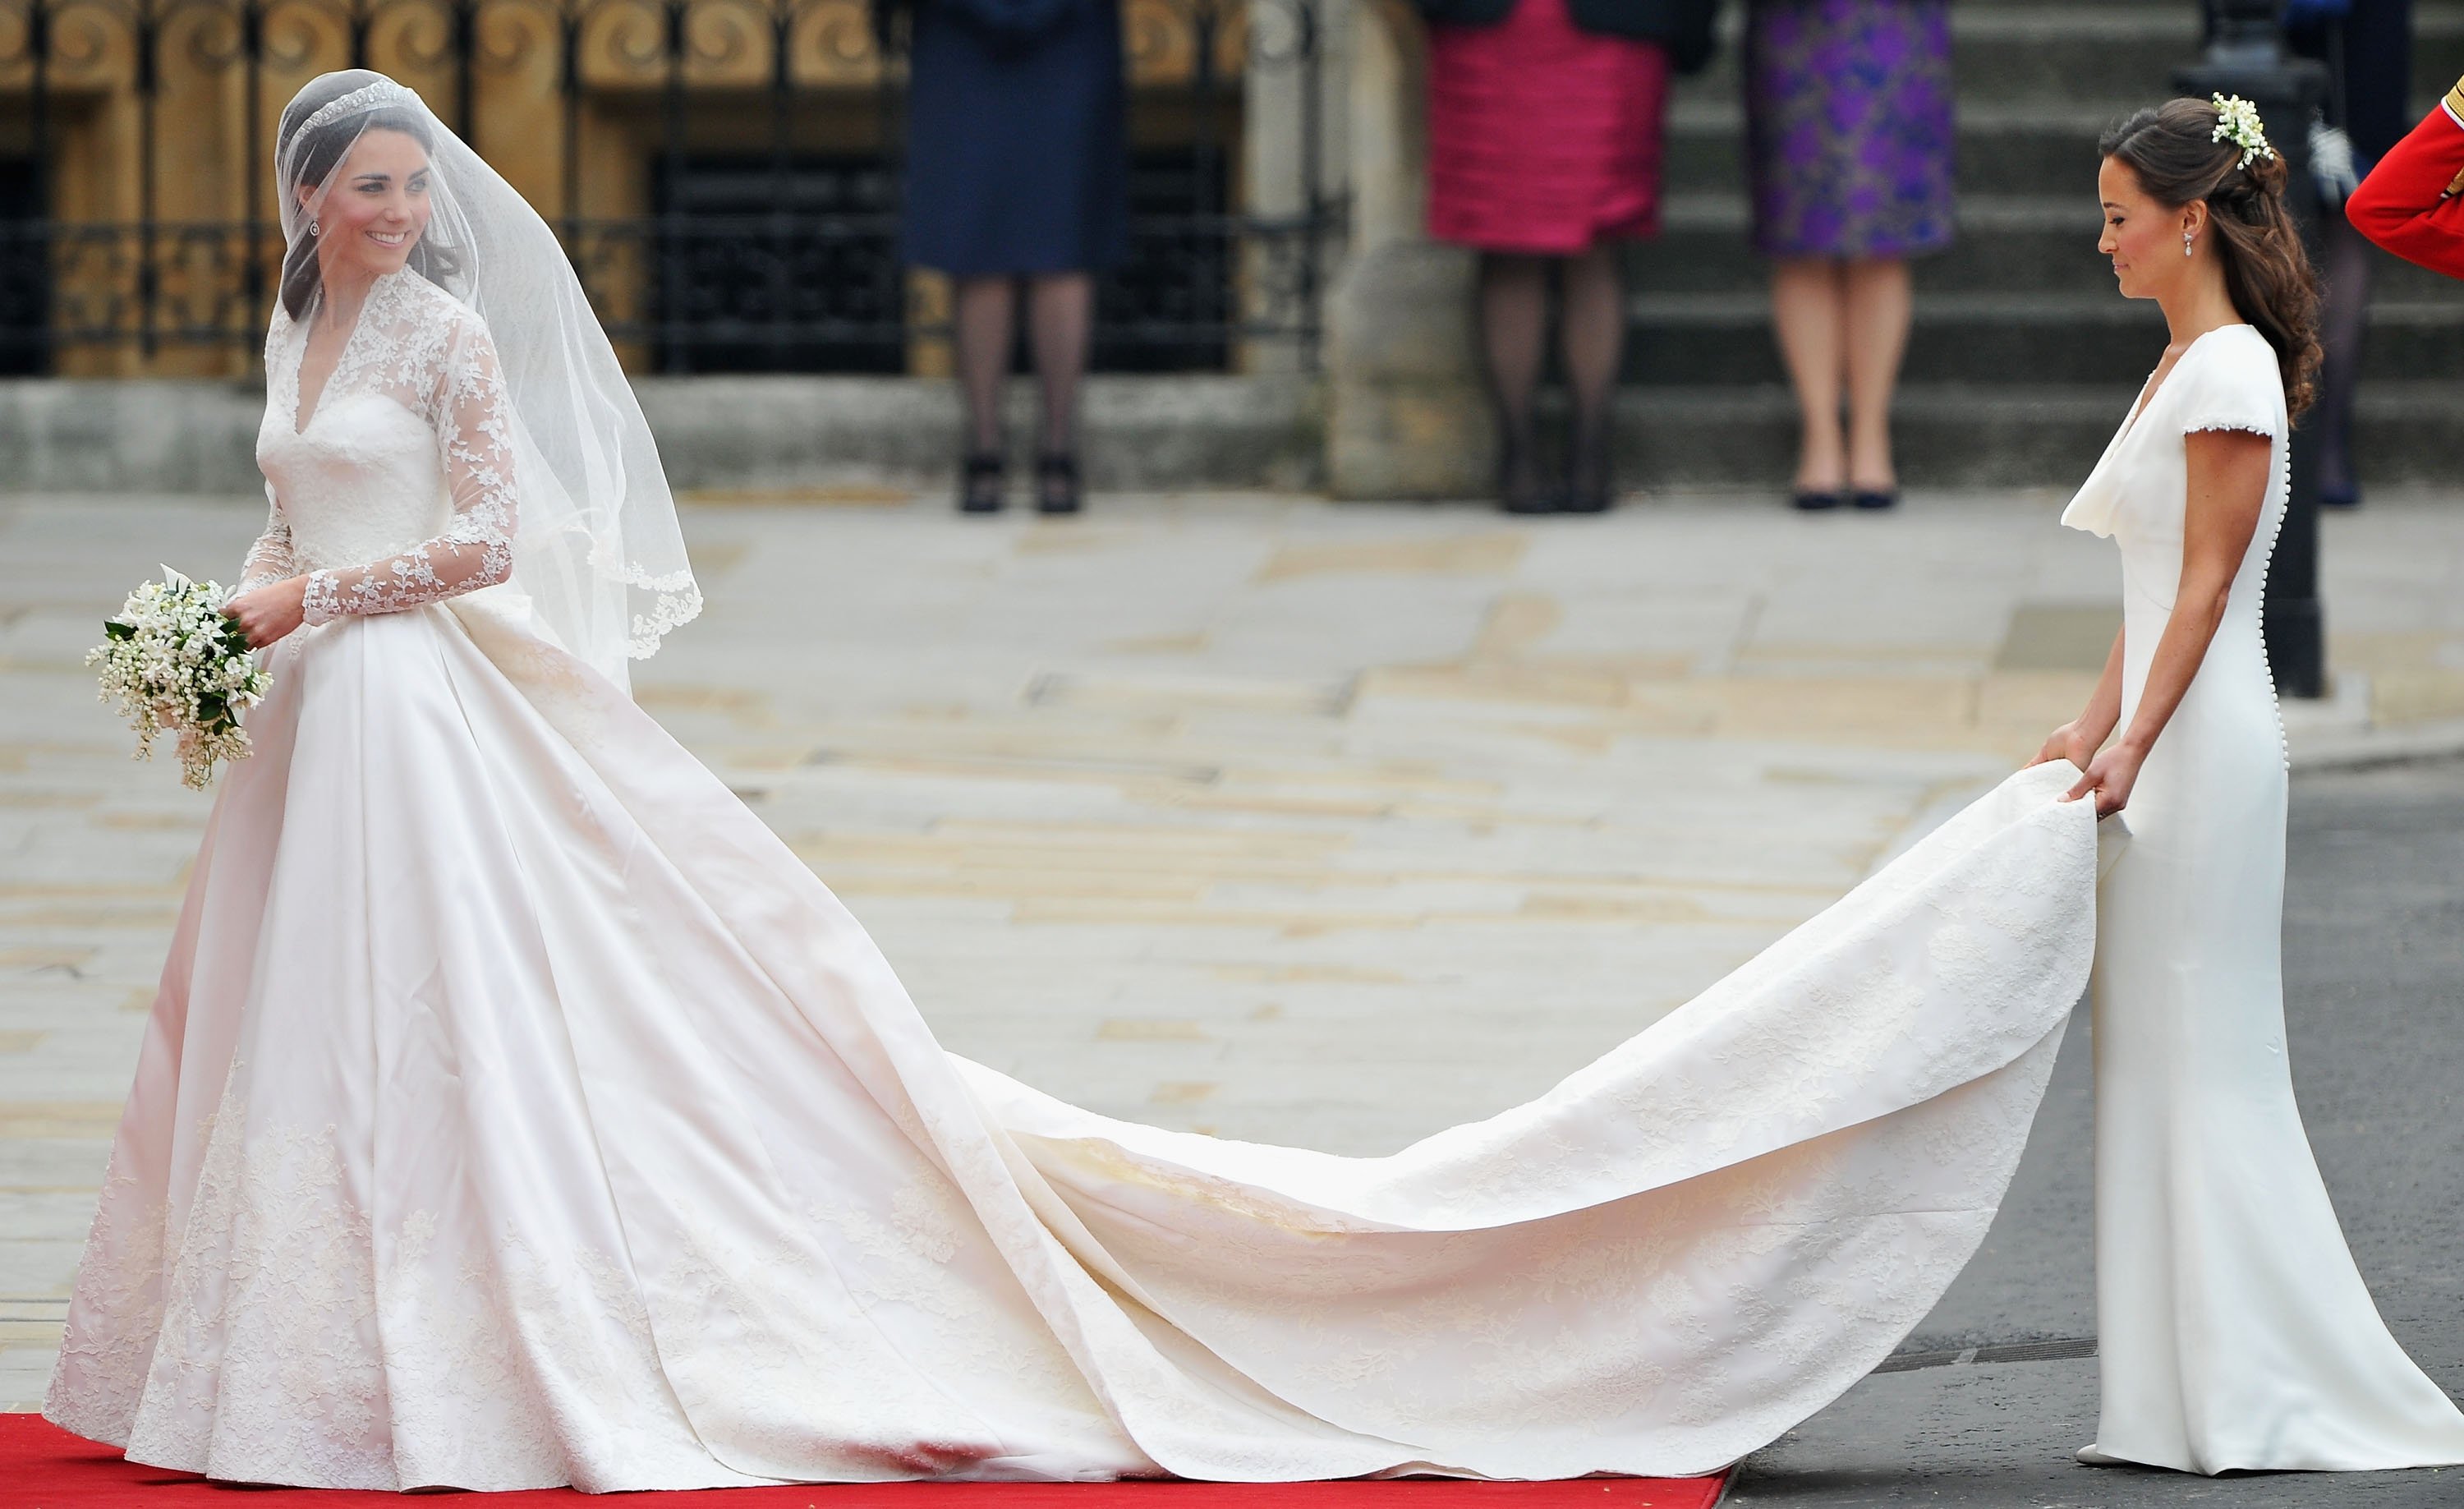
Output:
(88, 568), (273, 790)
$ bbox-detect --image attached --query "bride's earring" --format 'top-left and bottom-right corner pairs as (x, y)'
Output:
(308, 222), (319, 237)
(2182, 228), (2195, 257)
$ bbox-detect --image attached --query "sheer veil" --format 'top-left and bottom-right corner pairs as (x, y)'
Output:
(274, 70), (699, 689)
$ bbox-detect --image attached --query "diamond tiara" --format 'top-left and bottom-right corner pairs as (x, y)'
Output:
(293, 77), (420, 141)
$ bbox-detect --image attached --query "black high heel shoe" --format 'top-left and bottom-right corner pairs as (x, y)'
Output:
(958, 452), (1006, 514)
(1497, 436), (1554, 515)
(1036, 452), (1083, 515)
(1563, 422), (1615, 513)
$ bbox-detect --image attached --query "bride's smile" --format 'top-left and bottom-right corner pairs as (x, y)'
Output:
(301, 127), (431, 281)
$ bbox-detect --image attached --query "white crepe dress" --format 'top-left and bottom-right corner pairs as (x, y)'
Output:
(44, 268), (2112, 1492)
(2062, 321), (2464, 1474)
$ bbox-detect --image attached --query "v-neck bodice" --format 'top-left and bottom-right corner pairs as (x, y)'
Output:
(2060, 320), (2289, 764)
(256, 271), (462, 574)
(241, 268), (520, 627)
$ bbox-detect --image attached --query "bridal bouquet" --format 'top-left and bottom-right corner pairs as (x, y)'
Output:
(88, 568), (272, 790)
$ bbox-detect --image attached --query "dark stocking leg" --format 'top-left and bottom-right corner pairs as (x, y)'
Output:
(1478, 252), (1551, 511)
(1560, 242), (1626, 509)
(2315, 212), (2374, 505)
(1027, 274), (1094, 512)
(953, 275), (1016, 454)
(953, 276), (1016, 509)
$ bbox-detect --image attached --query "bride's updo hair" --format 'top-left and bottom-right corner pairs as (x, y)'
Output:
(278, 72), (459, 320)
(2099, 97), (2321, 416)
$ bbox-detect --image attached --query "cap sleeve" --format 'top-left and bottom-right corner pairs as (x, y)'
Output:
(2177, 330), (2285, 439)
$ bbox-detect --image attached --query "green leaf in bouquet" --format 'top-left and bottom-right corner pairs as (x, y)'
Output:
(103, 619), (135, 641)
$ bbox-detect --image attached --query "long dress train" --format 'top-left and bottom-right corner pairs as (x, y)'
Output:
(44, 268), (2112, 1490)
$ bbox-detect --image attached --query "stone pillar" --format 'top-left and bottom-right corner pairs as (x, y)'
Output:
(1242, 0), (1352, 376)
(1325, 0), (1489, 499)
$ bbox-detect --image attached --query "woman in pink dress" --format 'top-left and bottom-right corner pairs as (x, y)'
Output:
(1416, 0), (1718, 513)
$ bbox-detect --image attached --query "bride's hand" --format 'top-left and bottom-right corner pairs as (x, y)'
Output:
(223, 576), (309, 649)
(2061, 739), (2145, 817)
(2028, 720), (2098, 771)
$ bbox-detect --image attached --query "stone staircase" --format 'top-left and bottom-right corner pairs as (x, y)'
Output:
(1620, 0), (2464, 490)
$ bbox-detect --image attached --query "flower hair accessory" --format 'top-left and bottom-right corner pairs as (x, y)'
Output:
(2211, 94), (2275, 171)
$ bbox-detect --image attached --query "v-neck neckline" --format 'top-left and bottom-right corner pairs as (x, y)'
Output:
(2113, 323), (2247, 451)
(290, 274), (389, 436)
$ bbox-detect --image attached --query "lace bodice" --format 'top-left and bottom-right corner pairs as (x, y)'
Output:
(245, 270), (517, 624)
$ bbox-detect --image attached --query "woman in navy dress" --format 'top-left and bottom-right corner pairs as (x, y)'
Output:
(896, 0), (1129, 513)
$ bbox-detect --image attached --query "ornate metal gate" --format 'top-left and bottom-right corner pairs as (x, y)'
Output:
(0, 0), (1339, 375)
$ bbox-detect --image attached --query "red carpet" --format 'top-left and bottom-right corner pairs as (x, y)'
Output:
(2, 1415), (1727, 1507)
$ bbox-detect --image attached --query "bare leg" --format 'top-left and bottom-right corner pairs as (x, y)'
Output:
(1841, 256), (1912, 497)
(1561, 241), (1626, 509)
(1479, 251), (1551, 512)
(2315, 212), (2374, 505)
(1771, 257), (1847, 497)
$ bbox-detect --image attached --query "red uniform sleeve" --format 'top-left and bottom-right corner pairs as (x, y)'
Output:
(2346, 80), (2464, 281)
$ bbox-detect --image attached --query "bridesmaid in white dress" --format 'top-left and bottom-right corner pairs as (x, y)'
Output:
(2038, 95), (2464, 1474)
(42, 71), (2119, 1493)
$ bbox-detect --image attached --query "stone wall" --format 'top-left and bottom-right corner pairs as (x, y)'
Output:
(0, 375), (1323, 495)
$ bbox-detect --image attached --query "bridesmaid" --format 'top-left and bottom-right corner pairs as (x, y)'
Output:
(2041, 95), (2464, 1475)
(1414, 0), (1718, 514)
(1744, 0), (1955, 511)
(892, 0), (1129, 515)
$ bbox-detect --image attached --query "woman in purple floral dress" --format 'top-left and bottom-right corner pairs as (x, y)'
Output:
(1745, 0), (1955, 510)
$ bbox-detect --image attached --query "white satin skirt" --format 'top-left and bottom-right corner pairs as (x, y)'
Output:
(45, 601), (2102, 1492)
(2085, 600), (2464, 1473)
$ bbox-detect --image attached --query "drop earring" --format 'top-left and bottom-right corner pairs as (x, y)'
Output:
(2182, 228), (2194, 257)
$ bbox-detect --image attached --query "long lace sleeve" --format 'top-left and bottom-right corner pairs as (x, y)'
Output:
(300, 316), (517, 625)
(237, 487), (299, 595)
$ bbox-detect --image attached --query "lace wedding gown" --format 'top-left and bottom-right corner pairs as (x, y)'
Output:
(2063, 322), (2464, 1473)
(47, 268), (2108, 1492)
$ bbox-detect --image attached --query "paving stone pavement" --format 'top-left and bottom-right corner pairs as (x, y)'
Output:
(4, 485), (2463, 1419)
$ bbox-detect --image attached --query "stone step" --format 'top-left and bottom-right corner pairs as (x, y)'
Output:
(1613, 380), (2464, 490)
(1662, 104), (2119, 200)
(1623, 195), (2464, 302)
(1663, 14), (2464, 190)
(1620, 292), (2464, 386)
(10, 374), (2457, 496)
(1670, 4), (2464, 109)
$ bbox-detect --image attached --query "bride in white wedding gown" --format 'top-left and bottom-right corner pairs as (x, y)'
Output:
(2043, 99), (2464, 1475)
(39, 70), (2112, 1493)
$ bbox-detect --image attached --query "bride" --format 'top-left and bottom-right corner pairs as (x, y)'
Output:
(19, 74), (2425, 1492)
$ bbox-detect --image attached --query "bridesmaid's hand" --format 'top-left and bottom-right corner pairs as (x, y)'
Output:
(223, 575), (309, 649)
(2062, 739), (2145, 817)
(2029, 720), (2099, 772)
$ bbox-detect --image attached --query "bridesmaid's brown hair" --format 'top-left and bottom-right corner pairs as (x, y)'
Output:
(2100, 98), (2323, 418)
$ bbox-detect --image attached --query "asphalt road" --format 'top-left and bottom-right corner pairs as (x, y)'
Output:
(1732, 758), (2464, 1507)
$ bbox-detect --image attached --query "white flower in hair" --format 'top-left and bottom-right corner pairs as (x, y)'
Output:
(2211, 94), (2275, 171)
